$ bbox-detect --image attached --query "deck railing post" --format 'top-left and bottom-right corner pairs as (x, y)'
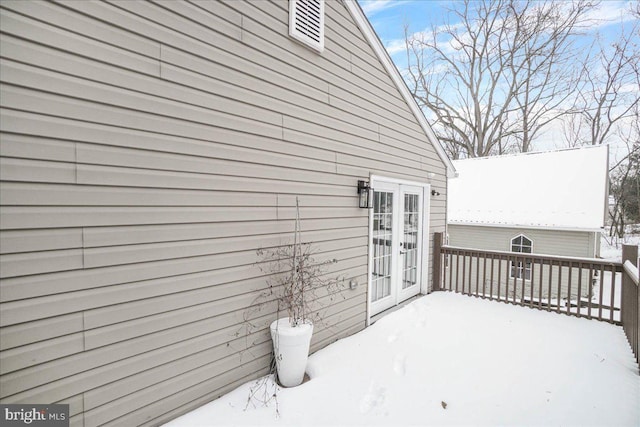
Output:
(621, 244), (639, 364)
(432, 232), (444, 291)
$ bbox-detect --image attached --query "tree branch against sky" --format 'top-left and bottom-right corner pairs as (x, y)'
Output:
(505, 1), (593, 152)
(609, 102), (640, 237)
(567, 19), (640, 148)
(403, 0), (594, 158)
(362, 0), (640, 235)
(361, 0), (639, 158)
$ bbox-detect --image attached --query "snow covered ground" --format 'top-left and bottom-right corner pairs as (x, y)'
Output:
(600, 232), (640, 263)
(164, 293), (639, 427)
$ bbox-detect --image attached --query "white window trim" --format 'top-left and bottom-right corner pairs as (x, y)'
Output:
(510, 234), (533, 280)
(289, 0), (325, 53)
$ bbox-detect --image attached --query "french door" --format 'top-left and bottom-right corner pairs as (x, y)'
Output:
(369, 179), (428, 316)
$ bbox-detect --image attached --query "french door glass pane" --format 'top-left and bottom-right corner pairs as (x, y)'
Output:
(402, 193), (419, 290)
(372, 190), (393, 302)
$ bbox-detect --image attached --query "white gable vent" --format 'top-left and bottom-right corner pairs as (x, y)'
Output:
(289, 0), (324, 53)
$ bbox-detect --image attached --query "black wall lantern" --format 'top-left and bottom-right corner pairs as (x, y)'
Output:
(357, 180), (373, 209)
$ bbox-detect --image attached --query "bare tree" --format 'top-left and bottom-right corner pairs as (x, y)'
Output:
(609, 103), (640, 238)
(633, 1), (640, 19)
(558, 13), (640, 238)
(506, 1), (591, 152)
(404, 0), (593, 158)
(566, 24), (640, 147)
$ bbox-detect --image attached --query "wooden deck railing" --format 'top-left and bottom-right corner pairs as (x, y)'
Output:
(432, 232), (639, 363)
(621, 244), (639, 364)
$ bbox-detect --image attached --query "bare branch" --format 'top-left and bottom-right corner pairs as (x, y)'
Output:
(404, 0), (595, 157)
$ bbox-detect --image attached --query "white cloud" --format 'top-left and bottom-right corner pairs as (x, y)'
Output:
(380, 1), (639, 58)
(385, 37), (409, 55)
(582, 1), (638, 28)
(384, 22), (466, 57)
(359, 0), (412, 17)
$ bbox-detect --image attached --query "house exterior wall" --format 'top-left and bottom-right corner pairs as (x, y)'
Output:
(0, 1), (447, 426)
(448, 224), (596, 257)
(447, 224), (600, 301)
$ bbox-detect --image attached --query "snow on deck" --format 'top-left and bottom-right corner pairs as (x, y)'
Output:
(164, 293), (639, 426)
(448, 145), (609, 230)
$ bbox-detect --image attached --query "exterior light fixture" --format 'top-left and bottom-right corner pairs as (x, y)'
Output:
(357, 180), (373, 208)
(431, 189), (441, 196)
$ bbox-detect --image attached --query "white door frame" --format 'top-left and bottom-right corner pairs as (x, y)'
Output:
(366, 175), (431, 324)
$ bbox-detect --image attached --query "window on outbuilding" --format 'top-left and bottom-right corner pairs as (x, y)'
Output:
(510, 235), (532, 280)
(289, 0), (324, 52)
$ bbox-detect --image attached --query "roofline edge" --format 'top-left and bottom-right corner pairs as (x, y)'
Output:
(343, 0), (457, 178)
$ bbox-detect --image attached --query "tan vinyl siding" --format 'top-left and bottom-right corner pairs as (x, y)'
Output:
(0, 0), (447, 425)
(447, 224), (596, 258)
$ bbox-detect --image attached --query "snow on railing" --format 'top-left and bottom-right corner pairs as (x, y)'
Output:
(623, 260), (639, 285)
(621, 246), (639, 365)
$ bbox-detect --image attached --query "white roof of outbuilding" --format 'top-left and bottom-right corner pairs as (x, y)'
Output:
(448, 145), (609, 231)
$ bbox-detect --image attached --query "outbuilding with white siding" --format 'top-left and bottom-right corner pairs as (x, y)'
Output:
(447, 145), (609, 300)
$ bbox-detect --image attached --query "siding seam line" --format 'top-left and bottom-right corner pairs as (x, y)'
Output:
(240, 14), (245, 44)
(74, 141), (78, 184)
(82, 308), (87, 422)
(159, 42), (163, 79)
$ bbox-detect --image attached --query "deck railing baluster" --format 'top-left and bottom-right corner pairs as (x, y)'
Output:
(468, 251), (472, 295)
(497, 255), (502, 302)
(490, 254), (495, 300)
(442, 252), (446, 290)
(556, 263), (562, 313)
(609, 265), (616, 323)
(547, 260), (553, 312)
(482, 254), (487, 298)
(598, 264), (604, 321)
(475, 254), (480, 297)
(462, 251), (467, 295)
(566, 263), (573, 316)
(587, 268), (593, 319)
(538, 259), (543, 310)
(520, 255), (526, 306)
(577, 263), (583, 317)
(455, 251), (460, 293)
(508, 254), (513, 304)
(529, 256), (534, 308)
(449, 252), (452, 291)
(511, 255), (517, 304)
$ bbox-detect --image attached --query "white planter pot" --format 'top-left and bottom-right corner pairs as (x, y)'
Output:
(270, 318), (314, 387)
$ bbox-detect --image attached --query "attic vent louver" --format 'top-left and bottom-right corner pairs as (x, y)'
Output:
(289, 0), (324, 52)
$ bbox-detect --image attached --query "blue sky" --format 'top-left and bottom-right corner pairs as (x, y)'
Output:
(358, 0), (638, 69)
(356, 0), (639, 154)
